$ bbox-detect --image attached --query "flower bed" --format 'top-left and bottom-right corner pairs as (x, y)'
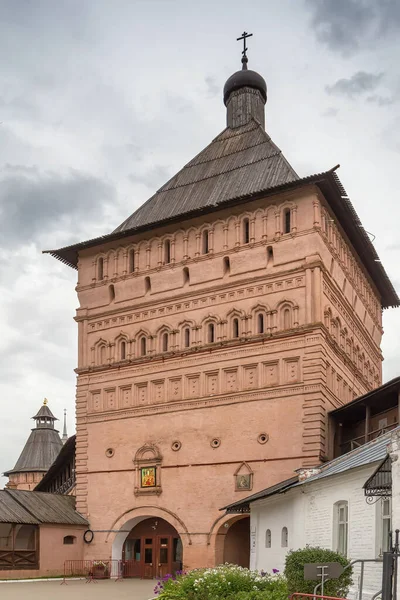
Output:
(154, 564), (288, 600)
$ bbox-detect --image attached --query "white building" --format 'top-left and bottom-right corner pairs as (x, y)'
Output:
(224, 429), (399, 600)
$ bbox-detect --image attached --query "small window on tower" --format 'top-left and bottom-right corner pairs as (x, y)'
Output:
(223, 256), (230, 274)
(202, 230), (209, 255)
(128, 249), (135, 273)
(257, 313), (264, 334)
(145, 276), (151, 294)
(243, 218), (250, 244)
(184, 327), (190, 348)
(162, 333), (169, 352)
(183, 267), (190, 285)
(140, 337), (147, 357)
(233, 318), (239, 338)
(97, 257), (104, 280)
(121, 341), (126, 360)
(164, 239), (171, 264)
(267, 246), (274, 266)
(208, 323), (215, 343)
(284, 209), (291, 234)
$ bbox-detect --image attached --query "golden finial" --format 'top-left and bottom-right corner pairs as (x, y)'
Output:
(43, 398), (48, 405)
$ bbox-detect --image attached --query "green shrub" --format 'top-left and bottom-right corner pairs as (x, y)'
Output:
(155, 564), (288, 600)
(284, 546), (353, 597)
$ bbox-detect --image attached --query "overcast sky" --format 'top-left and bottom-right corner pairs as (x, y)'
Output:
(1, 0), (400, 488)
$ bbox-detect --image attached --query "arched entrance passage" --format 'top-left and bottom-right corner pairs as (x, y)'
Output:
(221, 515), (250, 568)
(116, 517), (183, 579)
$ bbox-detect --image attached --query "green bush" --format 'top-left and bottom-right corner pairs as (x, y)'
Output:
(284, 546), (353, 597)
(155, 564), (288, 600)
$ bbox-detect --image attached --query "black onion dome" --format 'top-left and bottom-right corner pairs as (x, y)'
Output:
(223, 67), (267, 106)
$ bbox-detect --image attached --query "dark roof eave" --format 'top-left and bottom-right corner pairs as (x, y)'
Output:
(44, 170), (400, 308)
(3, 468), (48, 476)
(220, 475), (299, 511)
(329, 376), (400, 418)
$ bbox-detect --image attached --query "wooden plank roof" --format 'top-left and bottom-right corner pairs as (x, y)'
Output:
(114, 120), (298, 232)
(3, 428), (63, 476)
(44, 121), (399, 308)
(0, 490), (88, 525)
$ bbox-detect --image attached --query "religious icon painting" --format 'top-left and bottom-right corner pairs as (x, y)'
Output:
(141, 467), (156, 488)
(236, 474), (251, 490)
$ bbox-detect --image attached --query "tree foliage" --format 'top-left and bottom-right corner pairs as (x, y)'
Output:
(284, 546), (353, 597)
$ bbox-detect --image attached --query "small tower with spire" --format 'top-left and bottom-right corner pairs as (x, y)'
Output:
(3, 399), (63, 490)
(62, 409), (68, 444)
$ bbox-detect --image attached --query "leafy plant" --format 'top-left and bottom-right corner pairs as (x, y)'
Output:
(284, 546), (353, 597)
(155, 564), (288, 600)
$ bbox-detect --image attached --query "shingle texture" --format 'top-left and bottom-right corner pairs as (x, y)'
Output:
(114, 120), (299, 232)
(0, 489), (88, 525)
(4, 428), (62, 475)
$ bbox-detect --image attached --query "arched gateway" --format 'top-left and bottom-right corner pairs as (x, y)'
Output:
(112, 515), (183, 579)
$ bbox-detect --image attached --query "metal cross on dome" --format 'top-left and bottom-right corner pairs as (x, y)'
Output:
(237, 31), (253, 59)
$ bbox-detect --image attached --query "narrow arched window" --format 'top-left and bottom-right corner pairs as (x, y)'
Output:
(145, 276), (151, 294)
(208, 323), (215, 343)
(128, 249), (135, 273)
(97, 257), (104, 280)
(243, 218), (250, 244)
(164, 239), (171, 264)
(223, 256), (230, 274)
(284, 209), (291, 234)
(334, 501), (348, 556)
(109, 284), (115, 302)
(265, 529), (271, 548)
(140, 337), (147, 357)
(183, 267), (190, 285)
(100, 345), (107, 364)
(120, 341), (126, 360)
(202, 230), (209, 255)
(267, 246), (274, 266)
(184, 327), (190, 348)
(162, 332), (168, 352)
(281, 527), (288, 548)
(233, 318), (239, 338)
(284, 308), (291, 329)
(257, 313), (264, 334)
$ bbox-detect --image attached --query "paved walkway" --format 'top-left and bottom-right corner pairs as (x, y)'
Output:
(0, 579), (157, 600)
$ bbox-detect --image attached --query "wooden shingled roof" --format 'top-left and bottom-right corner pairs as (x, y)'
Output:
(114, 120), (299, 232)
(0, 489), (87, 525)
(3, 404), (63, 477)
(44, 120), (399, 308)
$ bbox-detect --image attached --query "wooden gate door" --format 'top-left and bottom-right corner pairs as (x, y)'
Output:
(156, 535), (172, 579)
(142, 537), (155, 578)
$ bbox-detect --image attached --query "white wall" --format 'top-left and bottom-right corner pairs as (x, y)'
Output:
(251, 463), (385, 599)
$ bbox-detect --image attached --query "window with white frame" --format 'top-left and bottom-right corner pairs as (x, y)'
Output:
(334, 501), (348, 556)
(281, 526), (288, 548)
(378, 498), (391, 556)
(265, 529), (271, 548)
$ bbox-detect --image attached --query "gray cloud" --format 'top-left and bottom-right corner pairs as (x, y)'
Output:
(0, 165), (115, 246)
(307, 0), (400, 54)
(325, 71), (384, 98)
(322, 107), (339, 118)
(367, 94), (396, 106)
